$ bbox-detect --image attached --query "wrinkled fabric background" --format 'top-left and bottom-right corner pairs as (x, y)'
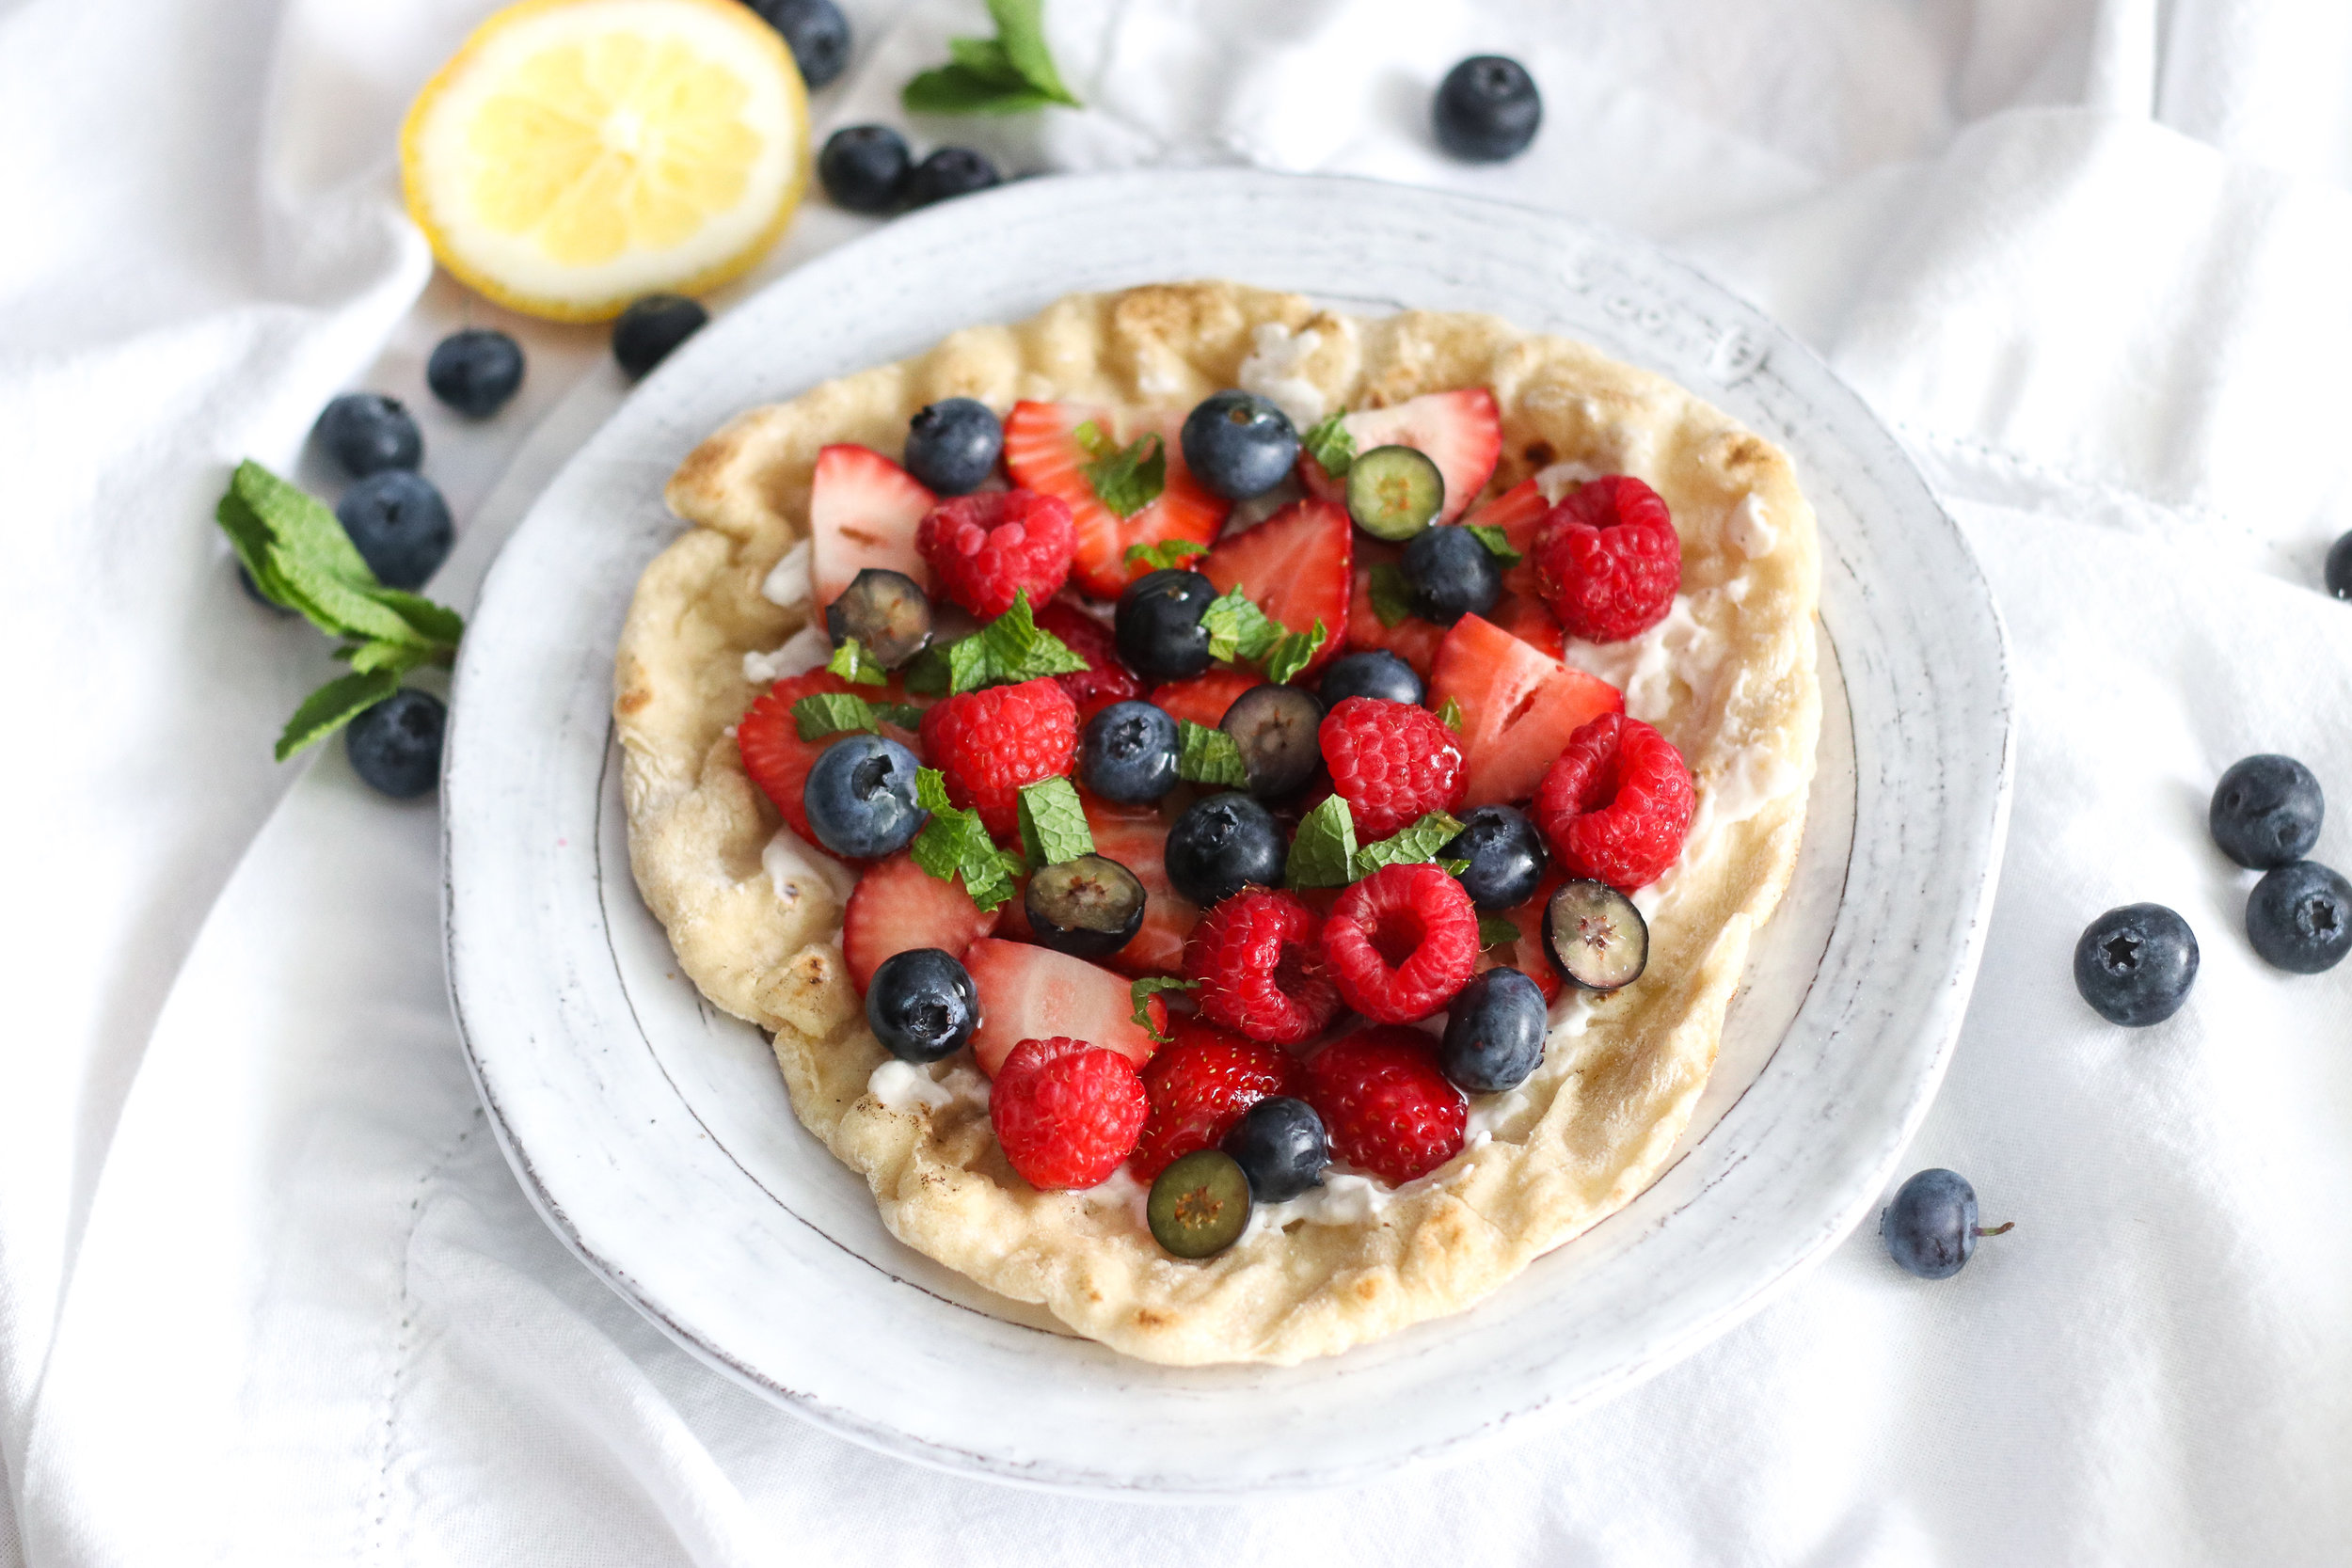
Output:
(5, 0), (2351, 1561)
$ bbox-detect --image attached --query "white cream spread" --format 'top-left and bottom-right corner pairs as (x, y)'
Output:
(1560, 594), (1720, 727)
(764, 826), (856, 909)
(867, 1058), (993, 1117)
(742, 623), (832, 684)
(1724, 492), (1776, 558)
(1534, 459), (1602, 502)
(1235, 323), (1327, 428)
(759, 538), (812, 609)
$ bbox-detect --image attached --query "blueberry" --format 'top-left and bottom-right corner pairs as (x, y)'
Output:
(335, 469), (453, 590)
(1401, 525), (1502, 626)
(2246, 861), (2352, 974)
(1147, 1149), (1253, 1259)
(1881, 1168), (2009, 1280)
(344, 688), (445, 799)
(746, 0), (850, 87)
(903, 398), (1003, 494)
(1317, 649), (1423, 709)
(1179, 390), (1298, 501)
(1543, 879), (1648, 991)
(2073, 903), (2198, 1025)
(314, 392), (421, 479)
(1220, 1096), (1328, 1202)
(1165, 793), (1286, 906)
(1442, 804), (1546, 910)
(904, 147), (1001, 208)
(1113, 568), (1217, 685)
(1433, 55), (1542, 163)
(2209, 754), (2324, 869)
(612, 294), (708, 378)
(2328, 531), (2352, 600)
(1025, 854), (1148, 961)
(802, 735), (927, 858)
(1438, 967), (1549, 1094)
(1079, 700), (1181, 804)
(425, 328), (524, 418)
(818, 124), (911, 213)
(1345, 444), (1445, 541)
(824, 568), (932, 668)
(1221, 683), (1324, 800)
(866, 948), (977, 1063)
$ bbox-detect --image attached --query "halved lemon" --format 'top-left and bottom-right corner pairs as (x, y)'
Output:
(401, 0), (807, 322)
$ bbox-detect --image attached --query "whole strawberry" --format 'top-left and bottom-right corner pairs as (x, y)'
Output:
(1531, 711), (1693, 892)
(1299, 1027), (1467, 1185)
(1033, 598), (1142, 723)
(991, 1036), (1149, 1189)
(1532, 475), (1680, 643)
(917, 489), (1077, 618)
(1131, 1020), (1296, 1181)
(920, 676), (1079, 839)
(1184, 887), (1342, 1046)
(1319, 696), (1467, 839)
(1321, 862), (1480, 1023)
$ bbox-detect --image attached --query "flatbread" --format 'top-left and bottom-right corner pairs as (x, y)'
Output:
(613, 281), (1820, 1365)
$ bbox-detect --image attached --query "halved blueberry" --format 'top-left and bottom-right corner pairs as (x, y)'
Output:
(824, 568), (932, 668)
(1345, 445), (1444, 541)
(1148, 1148), (1253, 1259)
(1543, 879), (1647, 991)
(1025, 854), (1146, 961)
(1221, 683), (1324, 800)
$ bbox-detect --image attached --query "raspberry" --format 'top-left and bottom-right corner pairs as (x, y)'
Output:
(916, 489), (1076, 618)
(1321, 863), (1480, 1023)
(990, 1036), (1148, 1190)
(1531, 712), (1694, 892)
(1130, 1020), (1295, 1180)
(1531, 475), (1681, 643)
(1299, 1027), (1466, 1185)
(1319, 697), (1468, 839)
(1184, 888), (1342, 1046)
(919, 677), (1079, 839)
(1033, 598), (1141, 723)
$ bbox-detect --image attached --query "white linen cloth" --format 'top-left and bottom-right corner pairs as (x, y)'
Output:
(6, 0), (2352, 1560)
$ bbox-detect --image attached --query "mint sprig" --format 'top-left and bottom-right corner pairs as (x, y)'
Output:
(1200, 584), (1325, 683)
(1285, 794), (1359, 889)
(1478, 915), (1522, 949)
(1302, 411), (1355, 478)
(1122, 538), (1208, 572)
(1351, 811), (1467, 879)
(1075, 420), (1166, 518)
(826, 637), (888, 687)
(1016, 776), (1093, 868)
(1263, 620), (1327, 686)
(1176, 721), (1248, 787)
(215, 460), (465, 761)
(902, 0), (1081, 116)
(910, 768), (1023, 911)
(1367, 562), (1415, 628)
(1465, 524), (1523, 565)
(791, 691), (923, 741)
(905, 591), (1089, 696)
(1129, 976), (1198, 1043)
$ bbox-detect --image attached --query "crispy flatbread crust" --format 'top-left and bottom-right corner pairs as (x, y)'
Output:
(614, 282), (1820, 1365)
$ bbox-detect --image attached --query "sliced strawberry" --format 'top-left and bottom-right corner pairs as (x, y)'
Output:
(1466, 477), (1555, 600)
(1083, 799), (1201, 978)
(1299, 388), (1502, 525)
(1488, 589), (1565, 658)
(842, 851), (1002, 995)
(808, 444), (937, 614)
(1034, 598), (1142, 726)
(964, 937), (1164, 1075)
(1148, 668), (1259, 728)
(1346, 544), (1445, 678)
(1198, 498), (1352, 675)
(1477, 871), (1564, 1003)
(1002, 402), (1231, 599)
(736, 671), (921, 847)
(1428, 612), (1624, 808)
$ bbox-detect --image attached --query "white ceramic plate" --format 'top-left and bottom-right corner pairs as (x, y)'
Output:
(443, 170), (2012, 1496)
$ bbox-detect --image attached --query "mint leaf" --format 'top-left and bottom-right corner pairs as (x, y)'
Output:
(1123, 538), (1209, 572)
(1439, 858), (1472, 877)
(988, 0), (1081, 105)
(947, 35), (1033, 88)
(1263, 619), (1327, 686)
(1200, 584), (1283, 665)
(1368, 562), (1416, 628)
(338, 640), (441, 678)
(1302, 411), (1355, 478)
(1017, 776), (1094, 868)
(275, 669), (400, 762)
(1285, 794), (1358, 889)
(1436, 695), (1463, 733)
(1478, 915), (1521, 949)
(826, 638), (888, 687)
(902, 63), (1058, 114)
(902, 646), (951, 696)
(903, 0), (1080, 115)
(1466, 524), (1523, 565)
(937, 590), (1090, 694)
(1176, 721), (1248, 787)
(791, 691), (922, 741)
(1351, 811), (1467, 879)
(909, 768), (1021, 911)
(1129, 976), (1198, 1043)
(1076, 422), (1166, 518)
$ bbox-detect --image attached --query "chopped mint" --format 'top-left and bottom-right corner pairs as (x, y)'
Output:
(1439, 858), (1472, 877)
(215, 459), (466, 761)
(1176, 720), (1248, 787)
(1122, 538), (1208, 572)
(901, 0), (1081, 115)
(1465, 524), (1523, 565)
(1285, 794), (1359, 889)
(1436, 695), (1464, 733)
(910, 768), (1023, 911)
(1351, 811), (1467, 879)
(1477, 914), (1521, 949)
(826, 637), (889, 687)
(1302, 410), (1355, 478)
(1368, 562), (1415, 628)
(922, 591), (1090, 695)
(791, 691), (923, 741)
(1263, 620), (1327, 686)
(1075, 421), (1166, 518)
(1200, 584), (1284, 665)
(1016, 776), (1094, 868)
(1129, 976), (1198, 1042)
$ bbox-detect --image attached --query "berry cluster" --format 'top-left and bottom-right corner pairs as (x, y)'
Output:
(729, 380), (1705, 1260)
